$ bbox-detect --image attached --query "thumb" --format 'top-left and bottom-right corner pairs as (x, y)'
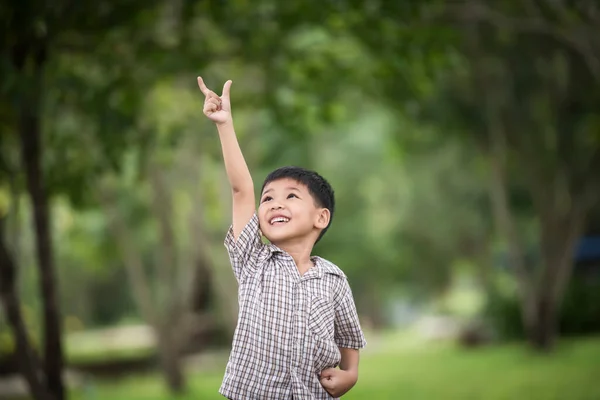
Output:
(222, 80), (232, 99)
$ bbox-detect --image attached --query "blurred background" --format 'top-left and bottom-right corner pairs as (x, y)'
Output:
(1, 1), (599, 399)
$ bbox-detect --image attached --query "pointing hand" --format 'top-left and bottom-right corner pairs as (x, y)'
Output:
(197, 76), (233, 126)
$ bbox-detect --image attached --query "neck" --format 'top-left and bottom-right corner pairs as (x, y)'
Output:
(274, 240), (315, 275)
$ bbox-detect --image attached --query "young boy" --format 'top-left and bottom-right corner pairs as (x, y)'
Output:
(197, 77), (366, 400)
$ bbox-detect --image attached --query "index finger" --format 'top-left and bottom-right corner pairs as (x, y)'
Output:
(197, 76), (210, 95)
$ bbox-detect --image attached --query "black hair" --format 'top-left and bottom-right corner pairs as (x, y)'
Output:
(261, 166), (335, 244)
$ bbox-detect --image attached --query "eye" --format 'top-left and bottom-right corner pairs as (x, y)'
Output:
(261, 196), (272, 203)
(287, 193), (298, 199)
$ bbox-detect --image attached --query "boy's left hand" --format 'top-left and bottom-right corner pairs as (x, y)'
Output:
(319, 368), (357, 397)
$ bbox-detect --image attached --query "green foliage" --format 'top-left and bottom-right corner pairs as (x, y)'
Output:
(560, 274), (600, 337)
(485, 292), (524, 340)
(53, 204), (137, 327)
(0, 314), (14, 355)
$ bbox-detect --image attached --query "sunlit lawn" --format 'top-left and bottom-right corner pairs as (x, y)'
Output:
(71, 332), (600, 400)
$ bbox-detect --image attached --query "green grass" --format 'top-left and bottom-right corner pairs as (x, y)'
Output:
(67, 346), (156, 365)
(349, 336), (600, 400)
(71, 333), (600, 400)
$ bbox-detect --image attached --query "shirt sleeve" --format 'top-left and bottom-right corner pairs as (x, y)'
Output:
(334, 279), (367, 349)
(223, 213), (267, 283)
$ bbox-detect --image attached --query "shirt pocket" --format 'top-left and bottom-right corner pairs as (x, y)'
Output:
(308, 297), (335, 340)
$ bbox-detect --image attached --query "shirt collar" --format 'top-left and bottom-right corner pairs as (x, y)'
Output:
(313, 256), (345, 278)
(261, 245), (345, 278)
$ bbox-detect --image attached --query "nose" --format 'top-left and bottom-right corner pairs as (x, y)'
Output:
(270, 202), (283, 210)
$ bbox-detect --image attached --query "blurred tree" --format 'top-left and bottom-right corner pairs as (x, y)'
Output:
(445, 2), (598, 351)
(337, 0), (600, 349)
(0, 186), (48, 398)
(0, 0), (172, 397)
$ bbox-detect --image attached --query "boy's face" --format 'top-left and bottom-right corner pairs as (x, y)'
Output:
(258, 178), (330, 245)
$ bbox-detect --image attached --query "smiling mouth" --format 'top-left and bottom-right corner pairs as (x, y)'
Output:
(270, 217), (290, 225)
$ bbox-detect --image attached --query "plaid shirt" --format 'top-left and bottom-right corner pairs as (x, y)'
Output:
(219, 214), (366, 400)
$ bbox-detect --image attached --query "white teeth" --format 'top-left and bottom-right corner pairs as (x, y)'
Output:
(270, 217), (289, 224)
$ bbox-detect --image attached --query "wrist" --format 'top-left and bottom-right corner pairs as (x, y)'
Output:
(216, 118), (234, 130)
(342, 369), (358, 384)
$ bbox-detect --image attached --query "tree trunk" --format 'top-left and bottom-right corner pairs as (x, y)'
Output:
(156, 321), (186, 394)
(0, 222), (51, 400)
(488, 140), (586, 351)
(16, 44), (65, 399)
(147, 163), (188, 393)
(148, 163), (179, 313)
(486, 123), (539, 339)
(527, 206), (584, 350)
(527, 296), (557, 351)
(471, 27), (539, 342)
(99, 180), (188, 394)
(158, 345), (185, 394)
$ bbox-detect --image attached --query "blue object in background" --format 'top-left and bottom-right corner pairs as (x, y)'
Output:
(574, 236), (600, 263)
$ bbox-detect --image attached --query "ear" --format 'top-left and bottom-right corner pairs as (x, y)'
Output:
(314, 208), (331, 230)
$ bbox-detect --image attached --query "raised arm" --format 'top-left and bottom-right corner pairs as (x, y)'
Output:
(198, 77), (255, 239)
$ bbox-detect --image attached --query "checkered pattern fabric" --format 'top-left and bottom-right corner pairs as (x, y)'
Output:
(218, 214), (366, 400)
